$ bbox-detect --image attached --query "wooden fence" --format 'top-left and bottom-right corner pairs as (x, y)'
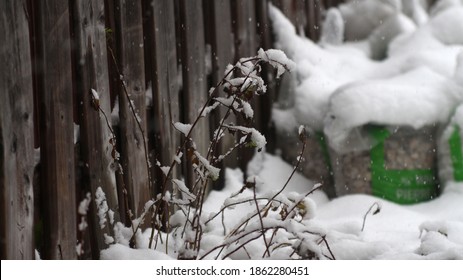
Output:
(1, 0), (342, 259)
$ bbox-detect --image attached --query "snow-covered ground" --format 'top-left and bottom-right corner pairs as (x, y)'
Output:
(102, 154), (463, 260)
(245, 153), (463, 260)
(101, 1), (463, 260)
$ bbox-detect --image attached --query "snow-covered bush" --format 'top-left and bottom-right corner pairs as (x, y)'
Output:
(92, 48), (340, 260)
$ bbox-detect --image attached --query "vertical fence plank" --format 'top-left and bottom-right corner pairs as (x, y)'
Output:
(296, 0), (308, 34)
(272, 0), (296, 25)
(0, 0), (35, 260)
(71, 0), (118, 258)
(256, 0), (273, 69)
(272, 0), (308, 35)
(324, 0), (337, 8)
(144, 0), (180, 194)
(178, 0), (210, 190)
(206, 0), (235, 117)
(143, 0), (181, 227)
(34, 0), (77, 259)
(231, 0), (260, 172)
(232, 0), (258, 60)
(204, 0), (237, 188)
(25, 0), (41, 150)
(103, 0), (128, 227)
(256, 0), (278, 152)
(113, 0), (150, 219)
(306, 0), (324, 41)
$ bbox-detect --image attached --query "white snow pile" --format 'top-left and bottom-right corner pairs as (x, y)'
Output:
(101, 155), (463, 260)
(270, 1), (463, 153)
(245, 154), (463, 260)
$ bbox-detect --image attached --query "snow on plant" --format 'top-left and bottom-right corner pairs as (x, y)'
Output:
(76, 193), (91, 257)
(257, 48), (296, 79)
(198, 181), (333, 260)
(95, 187), (110, 229)
(78, 192), (91, 233)
(78, 192), (92, 217)
(92, 48), (334, 259)
(173, 122), (193, 137)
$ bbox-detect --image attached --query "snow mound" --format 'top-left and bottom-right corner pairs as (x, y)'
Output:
(264, 2), (463, 259)
(269, 3), (463, 135)
(325, 67), (462, 152)
(101, 244), (174, 260)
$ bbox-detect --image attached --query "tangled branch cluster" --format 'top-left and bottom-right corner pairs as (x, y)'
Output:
(93, 48), (335, 260)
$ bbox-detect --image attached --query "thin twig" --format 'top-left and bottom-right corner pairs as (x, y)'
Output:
(228, 133), (307, 238)
(205, 197), (285, 225)
(361, 201), (381, 232)
(107, 47), (153, 246)
(108, 47), (152, 191)
(91, 91), (136, 237)
(320, 235), (336, 260)
(253, 184), (271, 257)
(285, 184), (323, 219)
(199, 226), (284, 260)
(261, 184), (322, 258)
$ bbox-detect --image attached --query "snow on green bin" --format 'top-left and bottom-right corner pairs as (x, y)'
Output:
(324, 68), (462, 204)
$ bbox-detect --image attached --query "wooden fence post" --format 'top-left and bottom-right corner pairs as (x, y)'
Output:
(204, 0), (237, 188)
(271, 0), (309, 35)
(272, 0), (295, 24)
(34, 0), (77, 259)
(306, 0), (324, 41)
(178, 0), (210, 192)
(231, 0), (260, 173)
(143, 0), (181, 195)
(256, 0), (278, 152)
(0, 0), (35, 260)
(113, 0), (150, 220)
(71, 0), (118, 258)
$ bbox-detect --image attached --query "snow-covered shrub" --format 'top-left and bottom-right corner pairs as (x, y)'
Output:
(94, 48), (337, 260)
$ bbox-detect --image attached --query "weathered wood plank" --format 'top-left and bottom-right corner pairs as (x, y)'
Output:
(306, 0), (324, 41)
(0, 0), (35, 260)
(103, 0), (128, 227)
(256, 0), (278, 152)
(34, 0), (77, 259)
(324, 0), (336, 8)
(206, 0), (235, 94)
(71, 0), (118, 258)
(256, 0), (273, 52)
(178, 0), (210, 191)
(272, 0), (308, 35)
(25, 0), (41, 150)
(232, 0), (258, 60)
(272, 0), (296, 25)
(113, 0), (150, 220)
(144, 0), (180, 194)
(231, 0), (260, 172)
(204, 0), (237, 187)
(295, 0), (308, 34)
